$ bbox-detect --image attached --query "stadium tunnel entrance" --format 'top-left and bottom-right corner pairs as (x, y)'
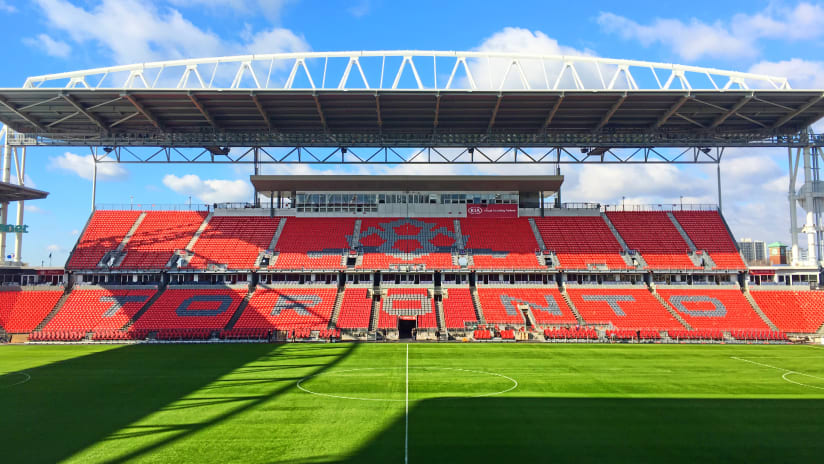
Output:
(398, 318), (416, 339)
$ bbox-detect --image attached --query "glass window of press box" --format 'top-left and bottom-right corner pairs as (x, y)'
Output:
(295, 192), (518, 212)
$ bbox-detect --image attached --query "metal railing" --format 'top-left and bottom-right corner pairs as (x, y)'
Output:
(95, 203), (210, 211)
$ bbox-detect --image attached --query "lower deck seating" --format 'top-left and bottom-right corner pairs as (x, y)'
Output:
(0, 289), (63, 332)
(219, 328), (271, 340)
(234, 287), (337, 330)
(667, 329), (725, 340)
(477, 287), (578, 326)
(730, 329), (788, 341)
(473, 329), (492, 340)
(43, 288), (156, 333)
(378, 288), (437, 329)
(336, 288), (373, 329)
(132, 287), (247, 330)
(567, 288), (685, 330)
(750, 290), (824, 333)
(657, 289), (769, 331)
(544, 327), (598, 340)
(442, 288), (477, 329)
(606, 329), (661, 340)
(29, 330), (86, 342)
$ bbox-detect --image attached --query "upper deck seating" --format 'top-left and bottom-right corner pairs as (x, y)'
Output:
(606, 212), (699, 270)
(750, 290), (824, 333)
(657, 288), (769, 331)
(272, 218), (354, 270)
(567, 288), (686, 330)
(186, 216), (279, 270)
(132, 287), (246, 330)
(336, 288), (373, 329)
(461, 218), (541, 269)
(477, 287), (578, 326)
(378, 288), (437, 329)
(357, 218), (457, 270)
(119, 211), (206, 269)
(234, 287), (337, 330)
(442, 288), (477, 329)
(43, 288), (156, 332)
(533, 216), (629, 270)
(672, 211), (746, 270)
(0, 289), (63, 332)
(67, 211), (142, 269)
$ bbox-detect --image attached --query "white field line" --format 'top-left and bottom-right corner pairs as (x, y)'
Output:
(405, 343), (409, 464)
(0, 372), (31, 389)
(730, 356), (824, 391)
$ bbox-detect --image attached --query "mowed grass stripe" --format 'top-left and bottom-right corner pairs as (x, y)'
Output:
(0, 343), (823, 463)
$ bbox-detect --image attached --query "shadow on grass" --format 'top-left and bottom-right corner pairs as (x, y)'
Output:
(340, 396), (824, 463)
(0, 342), (356, 463)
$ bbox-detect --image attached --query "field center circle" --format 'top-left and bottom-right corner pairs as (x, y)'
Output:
(297, 367), (517, 402)
(0, 372), (31, 389)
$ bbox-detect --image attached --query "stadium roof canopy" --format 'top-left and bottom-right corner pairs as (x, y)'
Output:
(0, 51), (821, 150)
(0, 181), (48, 202)
(251, 175), (563, 193)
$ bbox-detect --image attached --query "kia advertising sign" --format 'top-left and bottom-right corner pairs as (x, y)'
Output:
(465, 204), (518, 218)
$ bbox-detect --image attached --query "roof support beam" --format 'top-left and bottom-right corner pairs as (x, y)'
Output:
(250, 94), (274, 131)
(375, 94), (383, 128)
(675, 112), (706, 128)
(0, 96), (46, 131)
(594, 94), (627, 131)
(709, 94), (754, 128)
(313, 94), (328, 131)
(61, 93), (109, 131)
(488, 94), (503, 131)
(542, 94), (564, 129)
(772, 93), (824, 129)
(122, 93), (164, 131)
(652, 95), (691, 129)
(433, 94), (441, 128)
(188, 92), (218, 129)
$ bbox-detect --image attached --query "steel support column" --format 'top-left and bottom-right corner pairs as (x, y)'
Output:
(716, 162), (723, 213)
(14, 146), (26, 263)
(91, 149), (97, 211)
(789, 147), (801, 266)
(0, 127), (10, 261)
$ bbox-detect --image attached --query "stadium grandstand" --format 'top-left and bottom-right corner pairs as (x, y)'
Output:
(0, 51), (823, 346)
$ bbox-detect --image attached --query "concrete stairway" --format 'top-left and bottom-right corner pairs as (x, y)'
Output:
(667, 212), (697, 252)
(116, 212), (147, 253)
(470, 287), (486, 324)
(559, 287), (585, 325)
(650, 285), (693, 330)
(33, 288), (72, 332)
(350, 219), (362, 248)
(328, 286), (345, 330)
(453, 219), (465, 249)
(368, 295), (380, 331)
(528, 218), (547, 249)
(601, 212), (630, 251)
(435, 298), (447, 336)
(224, 286), (255, 330)
(743, 289), (779, 331)
(186, 212), (213, 251)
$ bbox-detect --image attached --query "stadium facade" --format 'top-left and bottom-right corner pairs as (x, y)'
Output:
(0, 51), (823, 345)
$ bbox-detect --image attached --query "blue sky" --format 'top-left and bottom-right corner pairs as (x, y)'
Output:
(0, 0), (823, 265)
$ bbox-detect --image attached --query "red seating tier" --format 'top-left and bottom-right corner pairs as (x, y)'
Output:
(657, 289), (769, 331)
(567, 288), (686, 330)
(234, 287), (337, 330)
(0, 290), (63, 332)
(132, 288), (246, 330)
(187, 216), (279, 270)
(43, 288), (156, 332)
(67, 211), (141, 269)
(606, 329), (661, 340)
(672, 211), (746, 270)
(119, 211), (206, 269)
(442, 288), (477, 329)
(544, 327), (598, 340)
(533, 216), (630, 270)
(336, 288), (373, 329)
(477, 288), (577, 326)
(378, 288), (437, 329)
(606, 212), (698, 270)
(273, 218), (354, 270)
(461, 218), (540, 269)
(750, 290), (824, 333)
(357, 218), (457, 270)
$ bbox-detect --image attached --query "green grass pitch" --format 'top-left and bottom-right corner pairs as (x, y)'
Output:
(1, 343), (824, 463)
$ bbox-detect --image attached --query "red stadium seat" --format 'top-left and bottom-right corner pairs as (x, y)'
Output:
(672, 211), (746, 270)
(186, 217), (279, 270)
(234, 287), (337, 330)
(442, 288), (477, 329)
(567, 287), (686, 331)
(461, 218), (541, 269)
(606, 212), (699, 270)
(0, 289), (63, 332)
(657, 288), (769, 331)
(273, 218), (354, 270)
(119, 211), (206, 269)
(357, 218), (457, 270)
(750, 290), (824, 333)
(67, 210), (142, 269)
(533, 216), (630, 270)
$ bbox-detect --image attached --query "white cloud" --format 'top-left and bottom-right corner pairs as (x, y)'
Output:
(168, 0), (292, 20)
(597, 3), (824, 61)
(25, 204), (44, 214)
(47, 244), (62, 252)
(163, 174), (252, 203)
(0, 0), (16, 13)
(22, 33), (71, 58)
(71, 229), (79, 236)
(34, 0), (309, 64)
(748, 58), (824, 89)
(348, 0), (370, 17)
(50, 152), (127, 181)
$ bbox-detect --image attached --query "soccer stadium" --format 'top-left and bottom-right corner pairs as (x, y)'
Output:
(1, 25), (824, 464)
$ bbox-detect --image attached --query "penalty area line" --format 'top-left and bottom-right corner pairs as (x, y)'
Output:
(730, 356), (824, 390)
